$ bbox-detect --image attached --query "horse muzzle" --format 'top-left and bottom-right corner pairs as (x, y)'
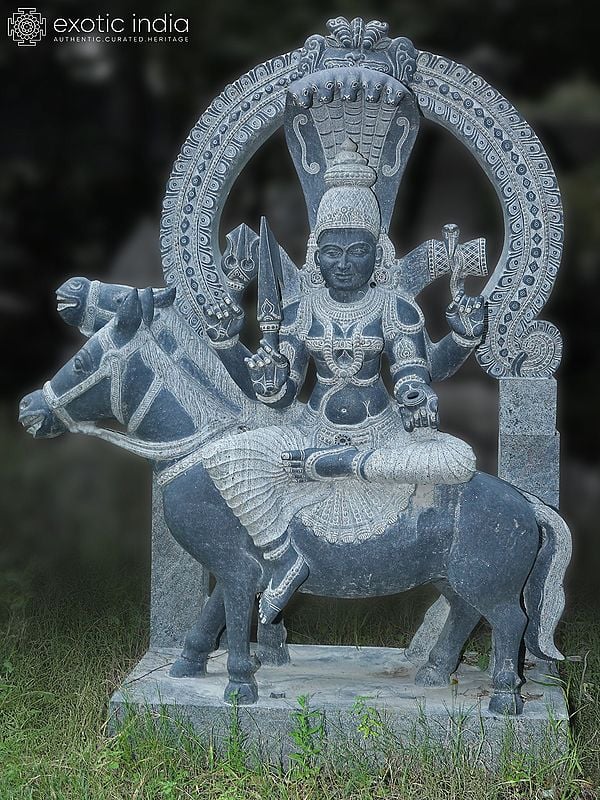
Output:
(18, 390), (67, 438)
(55, 277), (90, 328)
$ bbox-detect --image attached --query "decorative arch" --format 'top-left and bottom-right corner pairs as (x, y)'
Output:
(160, 23), (563, 379)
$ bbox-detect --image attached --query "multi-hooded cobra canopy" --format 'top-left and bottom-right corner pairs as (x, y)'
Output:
(160, 16), (563, 379)
(284, 66), (420, 235)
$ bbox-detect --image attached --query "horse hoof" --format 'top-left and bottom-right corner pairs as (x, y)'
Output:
(488, 692), (524, 716)
(415, 663), (450, 687)
(224, 679), (258, 705)
(170, 656), (207, 678)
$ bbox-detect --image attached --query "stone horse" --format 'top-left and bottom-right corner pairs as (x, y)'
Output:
(19, 285), (571, 714)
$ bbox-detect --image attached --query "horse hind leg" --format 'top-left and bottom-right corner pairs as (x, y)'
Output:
(414, 587), (480, 687)
(486, 601), (527, 715)
(170, 584), (226, 678)
(257, 618), (290, 666)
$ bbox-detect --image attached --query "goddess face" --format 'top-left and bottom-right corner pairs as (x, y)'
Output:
(315, 228), (378, 293)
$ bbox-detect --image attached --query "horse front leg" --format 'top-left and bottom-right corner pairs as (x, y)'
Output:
(414, 586), (480, 687)
(170, 584), (225, 678)
(223, 575), (260, 705)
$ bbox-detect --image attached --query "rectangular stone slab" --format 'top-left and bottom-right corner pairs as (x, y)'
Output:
(109, 644), (568, 764)
(498, 377), (560, 507)
(150, 480), (209, 648)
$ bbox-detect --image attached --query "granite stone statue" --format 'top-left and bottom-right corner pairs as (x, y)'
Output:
(19, 17), (571, 716)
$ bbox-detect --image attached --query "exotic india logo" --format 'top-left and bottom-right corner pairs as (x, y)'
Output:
(6, 10), (189, 45)
(7, 8), (46, 46)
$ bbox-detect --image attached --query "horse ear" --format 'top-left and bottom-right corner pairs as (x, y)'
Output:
(153, 286), (176, 308)
(114, 288), (142, 341)
(139, 287), (155, 326)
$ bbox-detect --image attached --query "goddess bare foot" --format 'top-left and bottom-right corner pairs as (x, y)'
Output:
(282, 446), (368, 481)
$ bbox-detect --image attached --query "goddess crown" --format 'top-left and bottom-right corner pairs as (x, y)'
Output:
(314, 139), (380, 241)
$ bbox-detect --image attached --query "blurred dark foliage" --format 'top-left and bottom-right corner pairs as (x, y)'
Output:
(1, 1), (599, 604)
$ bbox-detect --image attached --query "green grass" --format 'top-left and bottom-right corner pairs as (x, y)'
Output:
(1, 567), (598, 799)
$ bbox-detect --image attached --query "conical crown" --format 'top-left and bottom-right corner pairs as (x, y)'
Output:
(314, 139), (381, 240)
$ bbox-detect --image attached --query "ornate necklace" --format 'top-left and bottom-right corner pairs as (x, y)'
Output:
(322, 324), (365, 379)
(312, 287), (384, 328)
(312, 288), (385, 380)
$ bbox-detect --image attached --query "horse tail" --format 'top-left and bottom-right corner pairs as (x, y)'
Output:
(522, 492), (572, 661)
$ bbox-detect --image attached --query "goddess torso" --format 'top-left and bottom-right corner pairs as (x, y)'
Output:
(280, 287), (428, 427)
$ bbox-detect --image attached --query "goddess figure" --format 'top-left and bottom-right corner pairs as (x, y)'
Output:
(201, 139), (486, 624)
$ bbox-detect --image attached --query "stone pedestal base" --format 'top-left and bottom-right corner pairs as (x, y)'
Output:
(109, 645), (568, 765)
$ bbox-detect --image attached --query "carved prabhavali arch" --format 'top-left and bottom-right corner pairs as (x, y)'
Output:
(161, 16), (563, 379)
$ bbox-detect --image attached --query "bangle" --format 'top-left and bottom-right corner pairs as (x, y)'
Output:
(351, 451), (371, 480)
(210, 334), (239, 350)
(451, 331), (481, 348)
(257, 383), (287, 404)
(393, 374), (426, 399)
(399, 386), (427, 408)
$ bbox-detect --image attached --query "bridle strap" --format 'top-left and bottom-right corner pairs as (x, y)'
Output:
(42, 326), (216, 460)
(80, 280), (101, 337)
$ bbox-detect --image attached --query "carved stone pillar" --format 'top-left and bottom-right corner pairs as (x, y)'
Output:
(498, 378), (560, 508)
(150, 478), (210, 648)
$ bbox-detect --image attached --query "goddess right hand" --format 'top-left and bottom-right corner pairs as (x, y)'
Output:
(245, 339), (290, 399)
(202, 295), (245, 344)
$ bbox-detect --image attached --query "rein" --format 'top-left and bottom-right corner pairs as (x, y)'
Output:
(42, 326), (214, 461)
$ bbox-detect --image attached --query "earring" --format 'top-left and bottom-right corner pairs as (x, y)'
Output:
(308, 269), (325, 286)
(308, 251), (325, 286)
(372, 242), (389, 285)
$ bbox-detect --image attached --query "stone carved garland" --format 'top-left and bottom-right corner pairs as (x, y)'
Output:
(160, 20), (563, 379)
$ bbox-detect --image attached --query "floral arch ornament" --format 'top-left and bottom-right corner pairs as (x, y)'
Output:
(160, 17), (563, 379)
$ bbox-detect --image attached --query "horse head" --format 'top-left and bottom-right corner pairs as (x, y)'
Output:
(19, 287), (165, 441)
(56, 276), (175, 336)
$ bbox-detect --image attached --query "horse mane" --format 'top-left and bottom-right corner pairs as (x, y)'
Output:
(141, 304), (278, 429)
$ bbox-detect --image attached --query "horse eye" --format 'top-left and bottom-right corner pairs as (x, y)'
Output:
(73, 354), (88, 373)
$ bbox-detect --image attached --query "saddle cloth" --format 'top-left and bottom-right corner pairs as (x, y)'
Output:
(200, 420), (473, 546)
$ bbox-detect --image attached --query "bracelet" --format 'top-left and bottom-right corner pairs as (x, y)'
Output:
(225, 278), (246, 293)
(399, 385), (427, 408)
(304, 451), (323, 482)
(257, 383), (287, 404)
(351, 451), (372, 481)
(451, 330), (482, 348)
(393, 374), (426, 399)
(210, 334), (239, 350)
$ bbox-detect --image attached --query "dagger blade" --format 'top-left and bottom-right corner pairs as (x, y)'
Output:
(257, 217), (283, 346)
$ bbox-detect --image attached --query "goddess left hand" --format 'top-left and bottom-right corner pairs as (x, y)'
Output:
(446, 292), (486, 341)
(397, 383), (439, 432)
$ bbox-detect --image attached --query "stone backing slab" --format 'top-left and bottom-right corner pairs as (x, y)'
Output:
(498, 378), (560, 507)
(150, 479), (210, 648)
